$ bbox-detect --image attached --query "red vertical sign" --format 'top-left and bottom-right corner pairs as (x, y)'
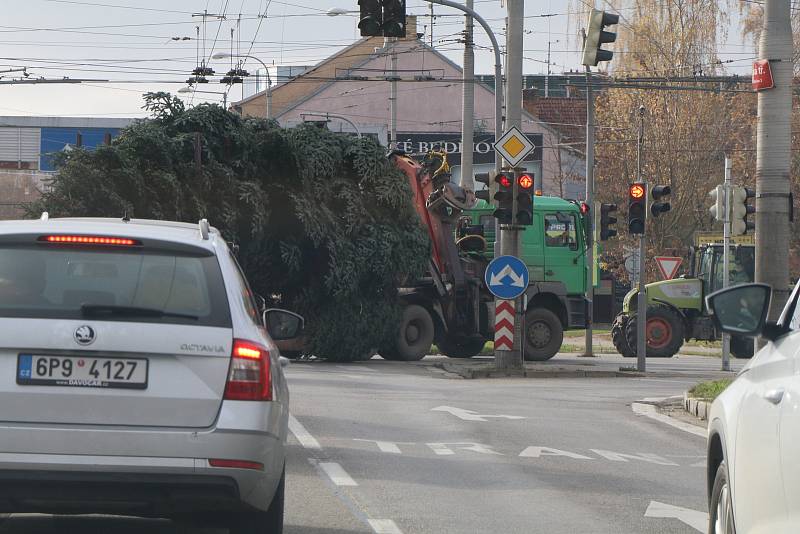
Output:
(753, 60), (774, 91)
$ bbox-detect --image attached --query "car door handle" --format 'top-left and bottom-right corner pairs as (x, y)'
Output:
(764, 388), (785, 405)
(545, 270), (554, 276)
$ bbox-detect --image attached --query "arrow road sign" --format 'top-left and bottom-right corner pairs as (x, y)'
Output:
(654, 256), (683, 280)
(431, 406), (526, 422)
(485, 255), (529, 300)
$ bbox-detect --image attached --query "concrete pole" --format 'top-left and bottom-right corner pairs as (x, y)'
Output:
(583, 68), (595, 358)
(495, 0), (524, 372)
(636, 105), (647, 373)
(389, 38), (398, 149)
(722, 157), (732, 371)
(756, 0), (793, 325)
(459, 0), (475, 192)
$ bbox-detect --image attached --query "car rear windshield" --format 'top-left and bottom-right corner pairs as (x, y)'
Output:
(0, 244), (231, 327)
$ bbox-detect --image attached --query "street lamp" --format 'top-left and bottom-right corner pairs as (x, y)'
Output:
(212, 52), (272, 119)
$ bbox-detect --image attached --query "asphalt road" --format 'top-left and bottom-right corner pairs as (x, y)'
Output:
(0, 353), (738, 533)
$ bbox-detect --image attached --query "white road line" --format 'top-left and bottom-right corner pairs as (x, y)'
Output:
(318, 462), (359, 487)
(288, 415), (322, 450)
(645, 500), (707, 532)
(632, 402), (706, 438)
(368, 519), (404, 534)
(337, 365), (378, 373)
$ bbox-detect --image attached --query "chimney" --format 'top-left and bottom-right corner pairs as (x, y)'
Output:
(404, 15), (418, 40)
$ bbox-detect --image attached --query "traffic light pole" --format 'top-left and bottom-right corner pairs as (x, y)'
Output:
(636, 106), (647, 373)
(583, 66), (595, 357)
(497, 170), (523, 371)
(722, 157), (732, 371)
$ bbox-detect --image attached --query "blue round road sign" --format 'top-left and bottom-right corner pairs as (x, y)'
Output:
(485, 255), (529, 300)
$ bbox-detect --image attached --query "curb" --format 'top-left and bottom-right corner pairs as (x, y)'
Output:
(683, 391), (712, 421)
(433, 362), (646, 379)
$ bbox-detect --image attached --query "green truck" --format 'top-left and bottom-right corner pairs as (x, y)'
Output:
(381, 152), (591, 362)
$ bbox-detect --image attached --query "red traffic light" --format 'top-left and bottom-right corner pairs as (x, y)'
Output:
(496, 174), (512, 188)
(517, 174), (534, 190)
(629, 184), (645, 200)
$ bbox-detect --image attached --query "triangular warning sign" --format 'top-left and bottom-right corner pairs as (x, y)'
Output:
(655, 256), (683, 280)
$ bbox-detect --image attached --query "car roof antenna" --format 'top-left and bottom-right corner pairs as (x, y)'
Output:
(122, 210), (131, 223)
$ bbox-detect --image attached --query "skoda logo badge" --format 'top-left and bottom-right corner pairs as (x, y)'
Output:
(74, 325), (96, 346)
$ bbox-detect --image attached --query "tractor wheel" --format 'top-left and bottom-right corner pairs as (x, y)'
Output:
(625, 305), (685, 358)
(387, 304), (434, 362)
(611, 313), (635, 358)
(730, 335), (755, 359)
(523, 308), (563, 362)
(438, 335), (487, 359)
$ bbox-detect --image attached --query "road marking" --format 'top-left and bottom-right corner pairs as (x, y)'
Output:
(431, 405), (525, 422)
(336, 365), (378, 373)
(318, 462), (359, 487)
(519, 446), (592, 460)
(590, 449), (678, 466)
(632, 402), (707, 438)
(353, 439), (412, 454)
(288, 414), (322, 450)
(645, 500), (707, 532)
(368, 519), (404, 534)
(427, 442), (503, 456)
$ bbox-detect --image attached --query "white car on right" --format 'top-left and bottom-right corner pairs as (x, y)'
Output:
(705, 281), (800, 534)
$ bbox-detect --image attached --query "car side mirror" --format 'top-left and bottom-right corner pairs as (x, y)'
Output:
(263, 309), (305, 341)
(706, 283), (772, 338)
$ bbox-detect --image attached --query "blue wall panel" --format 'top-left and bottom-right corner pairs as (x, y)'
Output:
(40, 127), (121, 171)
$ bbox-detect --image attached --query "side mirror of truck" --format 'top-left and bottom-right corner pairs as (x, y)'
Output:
(263, 309), (305, 341)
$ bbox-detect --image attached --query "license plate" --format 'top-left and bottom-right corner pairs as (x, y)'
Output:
(17, 354), (148, 389)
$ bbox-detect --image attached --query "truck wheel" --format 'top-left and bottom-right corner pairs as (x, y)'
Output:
(524, 308), (563, 361)
(611, 314), (635, 358)
(625, 305), (684, 358)
(390, 304), (434, 361)
(438, 336), (486, 359)
(731, 335), (754, 359)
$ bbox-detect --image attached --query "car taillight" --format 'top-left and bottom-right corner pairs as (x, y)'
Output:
(224, 339), (272, 401)
(209, 458), (264, 470)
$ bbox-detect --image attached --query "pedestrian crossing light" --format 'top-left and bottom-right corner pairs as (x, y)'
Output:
(382, 0), (407, 38)
(599, 203), (618, 240)
(582, 9), (620, 67)
(515, 173), (535, 226)
(627, 183), (647, 235)
(650, 185), (672, 217)
(731, 186), (756, 236)
(493, 173), (513, 224)
(358, 0), (383, 37)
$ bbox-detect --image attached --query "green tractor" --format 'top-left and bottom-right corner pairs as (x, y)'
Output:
(611, 238), (755, 359)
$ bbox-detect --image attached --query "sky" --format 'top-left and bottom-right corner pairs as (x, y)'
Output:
(0, 0), (755, 117)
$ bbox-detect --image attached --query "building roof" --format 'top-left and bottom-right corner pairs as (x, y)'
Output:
(523, 92), (586, 148)
(0, 116), (135, 129)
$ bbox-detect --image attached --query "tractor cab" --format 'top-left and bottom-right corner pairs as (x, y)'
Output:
(689, 243), (755, 294)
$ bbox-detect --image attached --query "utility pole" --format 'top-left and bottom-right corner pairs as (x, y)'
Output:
(756, 0), (792, 326)
(583, 63), (595, 358)
(636, 105), (647, 373)
(459, 0), (475, 192)
(722, 157), (732, 371)
(494, 0), (525, 371)
(387, 37), (399, 149)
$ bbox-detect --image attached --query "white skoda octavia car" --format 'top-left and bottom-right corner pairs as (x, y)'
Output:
(706, 281), (800, 534)
(0, 216), (301, 534)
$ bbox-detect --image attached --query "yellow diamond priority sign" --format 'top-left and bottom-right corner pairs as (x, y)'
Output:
(495, 126), (535, 167)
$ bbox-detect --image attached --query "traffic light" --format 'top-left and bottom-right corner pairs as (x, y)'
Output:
(627, 183), (647, 235)
(708, 185), (725, 222)
(731, 186), (756, 235)
(515, 173), (535, 226)
(358, 0), (382, 37)
(582, 9), (620, 67)
(474, 172), (491, 202)
(599, 203), (618, 240)
(650, 185), (672, 217)
(493, 173), (513, 224)
(382, 0), (407, 38)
